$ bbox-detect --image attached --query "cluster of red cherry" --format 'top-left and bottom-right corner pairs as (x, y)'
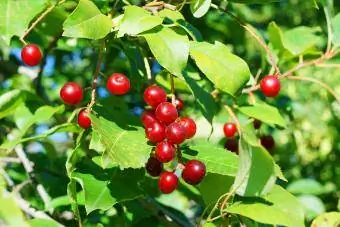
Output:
(141, 85), (206, 194)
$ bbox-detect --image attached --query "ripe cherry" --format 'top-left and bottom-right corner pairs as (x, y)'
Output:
(21, 44), (43, 66)
(260, 75), (281, 97)
(158, 171), (178, 194)
(166, 122), (186, 144)
(155, 141), (176, 163)
(141, 110), (157, 127)
(60, 82), (83, 105)
(179, 117), (196, 139)
(223, 122), (237, 137)
(77, 109), (91, 129)
(224, 138), (239, 154)
(107, 73), (130, 95)
(145, 157), (163, 177)
(143, 85), (167, 108)
(174, 97), (184, 110)
(155, 102), (178, 124)
(253, 119), (262, 130)
(145, 121), (166, 143)
(261, 135), (275, 150)
(182, 160), (206, 185)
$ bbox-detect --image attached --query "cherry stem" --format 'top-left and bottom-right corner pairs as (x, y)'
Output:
(170, 74), (176, 106)
(87, 39), (106, 112)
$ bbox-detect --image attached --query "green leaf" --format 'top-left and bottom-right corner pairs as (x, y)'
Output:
(226, 185), (305, 227)
(0, 90), (26, 119)
(0, 0), (47, 45)
(312, 212), (340, 227)
(141, 26), (189, 76)
(90, 109), (152, 169)
(189, 41), (251, 95)
(28, 219), (61, 227)
(63, 0), (112, 39)
(34, 105), (64, 124)
(72, 159), (144, 214)
(229, 0), (280, 3)
(198, 173), (234, 206)
(232, 140), (276, 197)
(298, 195), (325, 220)
(182, 141), (239, 176)
(238, 103), (286, 128)
(190, 0), (211, 18)
(47, 191), (85, 210)
(182, 68), (216, 123)
(159, 9), (184, 21)
(241, 123), (260, 147)
(117, 6), (163, 37)
(287, 179), (331, 195)
(332, 13), (340, 47)
(89, 130), (105, 153)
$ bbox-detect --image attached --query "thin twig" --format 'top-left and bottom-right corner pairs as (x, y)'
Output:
(316, 63), (340, 68)
(170, 74), (176, 105)
(87, 39), (106, 111)
(0, 157), (21, 163)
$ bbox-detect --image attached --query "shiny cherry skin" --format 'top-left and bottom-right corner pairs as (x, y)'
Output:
(158, 171), (178, 194)
(261, 135), (275, 150)
(141, 110), (158, 127)
(225, 138), (239, 154)
(145, 121), (166, 143)
(77, 109), (91, 129)
(260, 75), (281, 97)
(223, 122), (237, 137)
(106, 73), (130, 95)
(21, 44), (43, 66)
(155, 102), (178, 124)
(143, 85), (167, 108)
(253, 119), (262, 130)
(155, 141), (176, 163)
(179, 117), (196, 139)
(145, 157), (163, 177)
(60, 82), (83, 105)
(182, 160), (206, 185)
(165, 122), (186, 144)
(174, 97), (184, 110)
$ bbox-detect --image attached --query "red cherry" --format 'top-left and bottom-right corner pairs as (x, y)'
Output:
(179, 117), (196, 139)
(253, 119), (262, 130)
(260, 75), (281, 97)
(182, 160), (206, 185)
(145, 121), (166, 143)
(60, 82), (83, 105)
(21, 44), (43, 66)
(224, 138), (239, 154)
(77, 109), (91, 129)
(158, 171), (178, 194)
(261, 135), (275, 150)
(174, 97), (184, 110)
(165, 122), (186, 144)
(141, 110), (157, 127)
(155, 102), (178, 124)
(155, 141), (176, 163)
(223, 122), (237, 137)
(145, 157), (163, 177)
(106, 73), (130, 95)
(143, 85), (167, 108)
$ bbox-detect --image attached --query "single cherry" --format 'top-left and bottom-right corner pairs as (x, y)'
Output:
(165, 122), (186, 144)
(158, 171), (178, 194)
(106, 73), (130, 95)
(179, 117), (196, 139)
(143, 85), (167, 108)
(260, 75), (281, 97)
(223, 122), (237, 137)
(155, 141), (176, 163)
(261, 135), (275, 150)
(253, 119), (262, 130)
(224, 138), (239, 154)
(141, 110), (158, 127)
(155, 102), (178, 124)
(174, 97), (184, 111)
(60, 82), (83, 105)
(182, 160), (206, 185)
(21, 44), (43, 66)
(77, 109), (91, 129)
(145, 157), (163, 177)
(145, 121), (166, 143)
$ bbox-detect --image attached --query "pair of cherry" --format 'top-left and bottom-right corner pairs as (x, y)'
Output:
(141, 85), (206, 194)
